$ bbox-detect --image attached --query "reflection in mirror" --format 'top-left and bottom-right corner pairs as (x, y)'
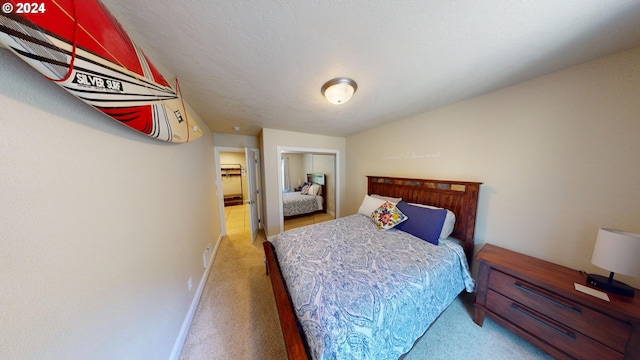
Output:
(281, 152), (336, 231)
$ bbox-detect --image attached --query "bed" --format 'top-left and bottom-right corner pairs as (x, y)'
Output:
(264, 176), (482, 360)
(283, 173), (326, 218)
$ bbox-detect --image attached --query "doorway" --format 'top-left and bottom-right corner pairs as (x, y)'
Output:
(215, 147), (261, 243)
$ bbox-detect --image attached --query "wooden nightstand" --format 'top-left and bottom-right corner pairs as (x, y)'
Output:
(474, 243), (640, 360)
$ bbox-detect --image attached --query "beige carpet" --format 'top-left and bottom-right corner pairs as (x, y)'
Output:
(179, 205), (288, 360)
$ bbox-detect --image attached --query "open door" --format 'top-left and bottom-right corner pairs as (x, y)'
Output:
(245, 148), (259, 243)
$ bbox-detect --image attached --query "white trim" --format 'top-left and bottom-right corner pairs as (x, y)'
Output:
(276, 146), (340, 235)
(169, 233), (223, 360)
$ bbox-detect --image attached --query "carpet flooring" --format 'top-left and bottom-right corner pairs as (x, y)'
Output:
(179, 205), (552, 359)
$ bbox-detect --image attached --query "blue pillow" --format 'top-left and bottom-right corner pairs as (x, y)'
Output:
(395, 201), (447, 245)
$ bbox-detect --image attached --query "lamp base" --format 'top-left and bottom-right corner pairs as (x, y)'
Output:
(587, 273), (635, 297)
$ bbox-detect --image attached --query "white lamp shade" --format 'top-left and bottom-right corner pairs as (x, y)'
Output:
(591, 228), (640, 277)
(321, 78), (357, 105)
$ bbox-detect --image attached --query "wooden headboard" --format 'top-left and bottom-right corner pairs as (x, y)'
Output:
(307, 173), (325, 185)
(367, 176), (482, 264)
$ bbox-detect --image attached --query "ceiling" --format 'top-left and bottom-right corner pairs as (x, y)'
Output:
(100, 0), (640, 137)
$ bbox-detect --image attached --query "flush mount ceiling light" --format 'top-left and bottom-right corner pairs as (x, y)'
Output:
(321, 77), (357, 105)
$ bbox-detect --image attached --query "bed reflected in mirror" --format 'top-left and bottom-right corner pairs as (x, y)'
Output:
(281, 153), (336, 231)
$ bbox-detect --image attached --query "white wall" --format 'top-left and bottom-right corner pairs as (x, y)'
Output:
(0, 49), (220, 360)
(212, 133), (259, 149)
(261, 128), (345, 237)
(346, 47), (640, 288)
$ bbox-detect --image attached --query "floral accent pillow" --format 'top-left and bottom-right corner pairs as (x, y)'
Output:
(300, 184), (311, 194)
(371, 201), (408, 230)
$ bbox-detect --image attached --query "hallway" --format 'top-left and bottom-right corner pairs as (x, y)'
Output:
(179, 205), (334, 359)
(179, 204), (285, 359)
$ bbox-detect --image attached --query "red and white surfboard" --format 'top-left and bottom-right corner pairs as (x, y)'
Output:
(0, 0), (203, 143)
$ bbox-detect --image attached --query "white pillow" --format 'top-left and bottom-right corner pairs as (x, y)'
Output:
(409, 203), (456, 239)
(358, 195), (387, 216)
(308, 184), (321, 195)
(370, 194), (402, 204)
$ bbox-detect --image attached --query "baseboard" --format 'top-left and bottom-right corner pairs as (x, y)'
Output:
(169, 234), (223, 360)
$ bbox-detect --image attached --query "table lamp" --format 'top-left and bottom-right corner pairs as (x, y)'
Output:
(587, 228), (640, 297)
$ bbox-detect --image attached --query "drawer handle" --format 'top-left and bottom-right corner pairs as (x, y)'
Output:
(515, 282), (582, 314)
(511, 303), (577, 340)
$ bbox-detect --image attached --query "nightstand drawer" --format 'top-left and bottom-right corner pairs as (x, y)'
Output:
(487, 290), (623, 360)
(488, 269), (630, 352)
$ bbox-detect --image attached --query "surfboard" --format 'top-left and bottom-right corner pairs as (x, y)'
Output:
(0, 0), (203, 143)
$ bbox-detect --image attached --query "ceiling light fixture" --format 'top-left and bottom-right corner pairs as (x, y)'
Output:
(321, 77), (357, 105)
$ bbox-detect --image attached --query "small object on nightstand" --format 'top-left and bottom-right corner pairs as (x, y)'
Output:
(574, 283), (610, 302)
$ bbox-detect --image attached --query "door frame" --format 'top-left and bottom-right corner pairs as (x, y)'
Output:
(214, 146), (261, 237)
(245, 147), (259, 243)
